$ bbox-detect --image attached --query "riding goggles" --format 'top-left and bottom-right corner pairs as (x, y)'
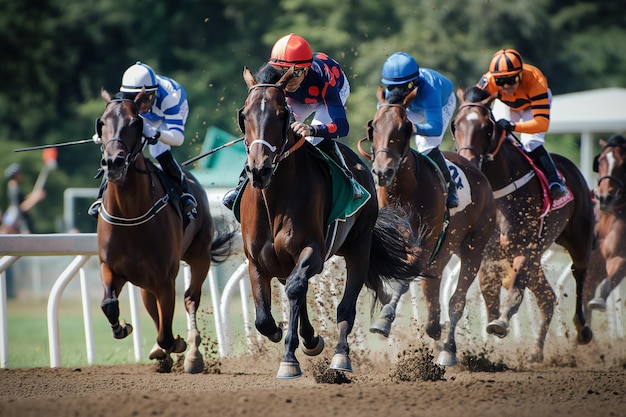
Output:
(494, 74), (521, 86)
(277, 66), (307, 78)
(386, 81), (416, 95)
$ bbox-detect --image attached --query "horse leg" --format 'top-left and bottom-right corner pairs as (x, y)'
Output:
(250, 266), (282, 343)
(143, 284), (185, 373)
(330, 257), (366, 373)
(571, 261), (596, 345)
(525, 267), (557, 363)
(369, 280), (409, 337)
(99, 264), (133, 339)
(438, 258), (480, 366)
(182, 263), (209, 374)
(486, 255), (529, 339)
(279, 252), (321, 379)
(299, 304), (324, 356)
(589, 256), (626, 312)
(421, 277), (442, 341)
(478, 257), (505, 324)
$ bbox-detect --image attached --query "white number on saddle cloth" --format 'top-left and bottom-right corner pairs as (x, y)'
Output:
(446, 160), (471, 216)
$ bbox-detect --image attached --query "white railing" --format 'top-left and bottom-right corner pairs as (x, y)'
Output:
(1, 233), (623, 368)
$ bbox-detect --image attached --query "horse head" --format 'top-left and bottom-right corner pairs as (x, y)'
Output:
(97, 89), (145, 184)
(452, 87), (500, 168)
(368, 86), (417, 188)
(240, 66), (298, 190)
(594, 135), (626, 213)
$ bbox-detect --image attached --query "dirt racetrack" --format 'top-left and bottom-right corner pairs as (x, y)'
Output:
(1, 346), (625, 417)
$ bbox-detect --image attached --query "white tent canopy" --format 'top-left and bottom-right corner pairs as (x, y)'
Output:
(549, 87), (626, 184)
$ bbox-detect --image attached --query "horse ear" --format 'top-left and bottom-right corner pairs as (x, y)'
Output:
(101, 88), (112, 103)
(403, 87), (418, 107)
(376, 86), (386, 104)
(243, 66), (256, 88)
(599, 139), (607, 148)
(276, 66), (294, 88)
(456, 88), (465, 103)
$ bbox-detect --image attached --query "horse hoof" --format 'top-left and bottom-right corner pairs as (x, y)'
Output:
(277, 361), (302, 379)
(369, 319), (391, 337)
(301, 335), (324, 356)
(578, 326), (593, 345)
(112, 320), (133, 340)
(149, 344), (167, 360)
(156, 355), (174, 373)
(437, 350), (458, 366)
(330, 353), (353, 372)
(486, 320), (508, 338)
(184, 351), (205, 374)
(171, 335), (187, 354)
(426, 323), (442, 341)
(268, 323), (283, 343)
(588, 298), (607, 312)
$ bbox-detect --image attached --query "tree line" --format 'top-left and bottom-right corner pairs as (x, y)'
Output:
(1, 0), (624, 232)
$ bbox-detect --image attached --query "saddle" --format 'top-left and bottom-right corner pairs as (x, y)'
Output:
(147, 159), (191, 229)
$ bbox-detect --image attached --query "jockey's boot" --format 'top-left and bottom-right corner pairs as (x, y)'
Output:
(530, 145), (567, 200)
(156, 150), (198, 219)
(318, 138), (363, 200)
(88, 173), (107, 219)
(427, 147), (458, 208)
(222, 168), (248, 210)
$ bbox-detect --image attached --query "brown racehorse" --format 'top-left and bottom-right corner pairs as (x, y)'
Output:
(588, 135), (626, 315)
(238, 65), (428, 379)
(358, 86), (496, 366)
(96, 89), (235, 373)
(452, 86), (594, 362)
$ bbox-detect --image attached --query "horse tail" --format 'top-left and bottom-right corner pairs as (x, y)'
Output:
(367, 205), (427, 298)
(210, 226), (238, 265)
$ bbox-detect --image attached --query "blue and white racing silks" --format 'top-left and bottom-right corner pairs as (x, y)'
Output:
(141, 75), (188, 137)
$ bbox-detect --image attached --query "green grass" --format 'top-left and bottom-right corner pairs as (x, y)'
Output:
(5, 297), (219, 369)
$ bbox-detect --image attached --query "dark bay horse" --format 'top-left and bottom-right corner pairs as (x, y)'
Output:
(96, 89), (235, 373)
(238, 66), (428, 379)
(452, 87), (594, 362)
(358, 86), (496, 366)
(588, 135), (626, 314)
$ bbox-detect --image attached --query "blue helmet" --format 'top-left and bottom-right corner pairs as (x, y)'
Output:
(381, 52), (420, 86)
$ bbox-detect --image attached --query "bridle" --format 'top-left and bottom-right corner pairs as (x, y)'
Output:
(98, 98), (149, 178)
(240, 83), (306, 175)
(359, 103), (412, 164)
(452, 102), (504, 169)
(595, 146), (626, 208)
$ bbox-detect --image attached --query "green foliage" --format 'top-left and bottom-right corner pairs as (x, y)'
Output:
(1, 0), (625, 232)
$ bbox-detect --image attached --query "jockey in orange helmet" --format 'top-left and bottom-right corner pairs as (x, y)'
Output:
(477, 48), (567, 200)
(223, 33), (360, 210)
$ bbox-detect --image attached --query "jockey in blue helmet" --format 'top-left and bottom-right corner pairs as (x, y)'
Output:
(380, 52), (458, 208)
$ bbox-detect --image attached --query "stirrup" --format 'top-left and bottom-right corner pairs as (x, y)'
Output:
(181, 193), (197, 219)
(549, 182), (567, 200)
(88, 199), (102, 218)
(222, 190), (237, 210)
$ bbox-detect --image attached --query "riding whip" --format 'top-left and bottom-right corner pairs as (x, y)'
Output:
(182, 136), (244, 167)
(14, 139), (94, 152)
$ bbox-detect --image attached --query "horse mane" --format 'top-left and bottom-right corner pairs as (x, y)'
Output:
(386, 88), (407, 105)
(255, 64), (282, 84)
(463, 86), (490, 103)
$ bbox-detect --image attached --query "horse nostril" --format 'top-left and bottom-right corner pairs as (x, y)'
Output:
(100, 158), (107, 167)
(112, 157), (126, 170)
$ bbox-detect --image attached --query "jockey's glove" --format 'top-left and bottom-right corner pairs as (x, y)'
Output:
(496, 119), (515, 134)
(143, 123), (161, 144)
(92, 133), (101, 144)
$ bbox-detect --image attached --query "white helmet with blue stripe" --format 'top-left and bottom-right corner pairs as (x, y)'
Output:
(120, 61), (158, 93)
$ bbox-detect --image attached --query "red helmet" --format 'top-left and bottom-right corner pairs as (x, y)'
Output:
(269, 33), (313, 67)
(489, 49), (523, 76)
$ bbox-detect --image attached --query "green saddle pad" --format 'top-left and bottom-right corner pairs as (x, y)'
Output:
(232, 148), (370, 226)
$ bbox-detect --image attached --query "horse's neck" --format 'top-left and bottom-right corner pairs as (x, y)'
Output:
(385, 151), (420, 202)
(482, 141), (531, 188)
(105, 159), (156, 212)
